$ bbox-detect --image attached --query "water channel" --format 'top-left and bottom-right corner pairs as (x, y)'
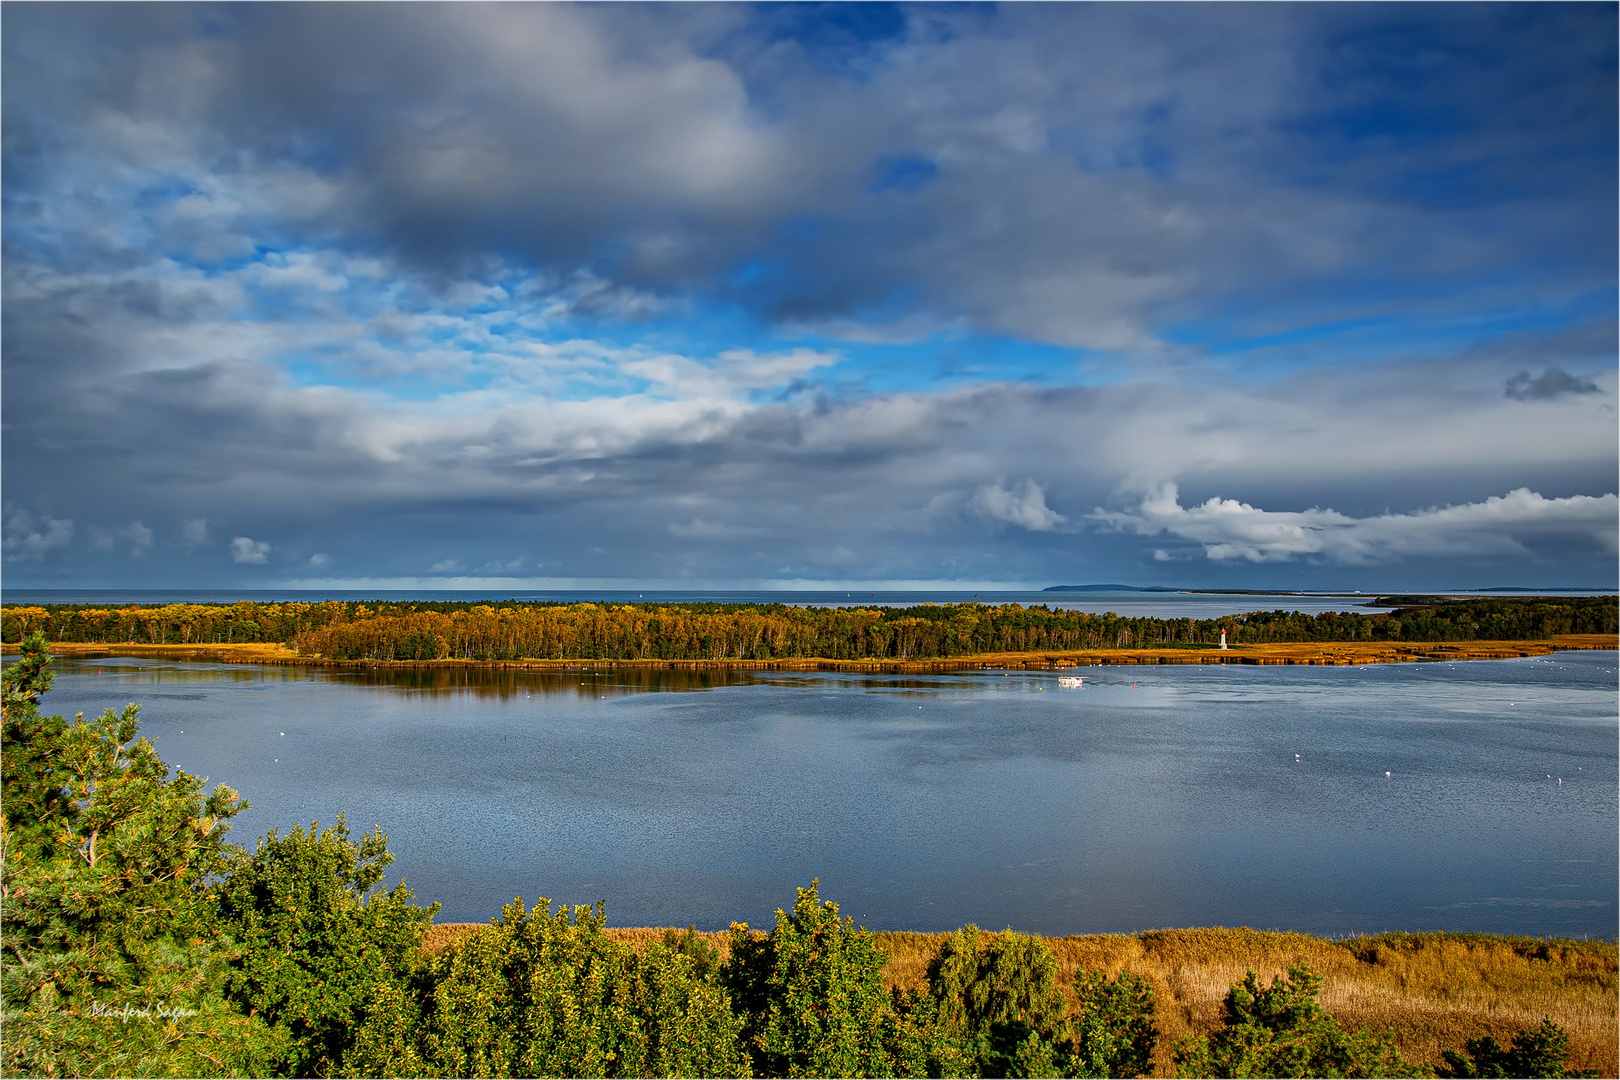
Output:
(40, 651), (1618, 937)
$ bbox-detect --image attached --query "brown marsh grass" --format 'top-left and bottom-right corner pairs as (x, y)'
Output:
(423, 923), (1617, 1077)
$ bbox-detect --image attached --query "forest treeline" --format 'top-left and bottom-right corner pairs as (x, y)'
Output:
(3, 596), (1615, 662)
(2, 635), (1598, 1078)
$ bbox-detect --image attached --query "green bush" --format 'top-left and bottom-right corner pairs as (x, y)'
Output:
(1069, 970), (1157, 1079)
(215, 817), (439, 1076)
(1173, 964), (1423, 1078)
(726, 879), (908, 1078)
(923, 926), (1157, 1078)
(926, 924), (1069, 1077)
(1438, 1017), (1596, 1079)
(363, 896), (746, 1078)
(1, 634), (289, 1077)
(661, 924), (722, 980)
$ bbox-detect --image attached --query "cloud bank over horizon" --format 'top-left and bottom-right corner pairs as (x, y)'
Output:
(4, 3), (1615, 592)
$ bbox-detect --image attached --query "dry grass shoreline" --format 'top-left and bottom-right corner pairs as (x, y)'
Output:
(7, 633), (1615, 671)
(420, 924), (1619, 1078)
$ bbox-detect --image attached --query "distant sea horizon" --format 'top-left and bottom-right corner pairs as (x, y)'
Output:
(4, 585), (1614, 620)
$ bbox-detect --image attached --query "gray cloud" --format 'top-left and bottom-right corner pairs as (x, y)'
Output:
(1505, 368), (1602, 402)
(3, 322), (1614, 586)
(88, 520), (154, 557)
(3, 508), (74, 562)
(180, 518), (210, 549)
(5, 4), (1612, 349)
(3, 5), (1614, 590)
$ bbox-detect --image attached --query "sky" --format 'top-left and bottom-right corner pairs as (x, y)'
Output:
(3, 2), (1616, 593)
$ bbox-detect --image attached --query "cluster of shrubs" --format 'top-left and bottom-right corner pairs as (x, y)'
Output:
(1, 633), (1595, 1078)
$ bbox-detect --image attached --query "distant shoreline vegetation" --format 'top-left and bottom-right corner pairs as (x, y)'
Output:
(3, 596), (1615, 663)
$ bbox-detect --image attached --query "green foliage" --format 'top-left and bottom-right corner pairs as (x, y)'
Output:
(215, 817), (439, 1076)
(11, 595), (1613, 658)
(2, 630), (55, 709)
(1173, 964), (1424, 1079)
(661, 924), (722, 980)
(1438, 1017), (1596, 1079)
(725, 879), (906, 1077)
(358, 896), (746, 1078)
(881, 989), (979, 1079)
(2, 631), (72, 855)
(1, 638), (289, 1077)
(926, 925), (1069, 1078)
(922, 926), (1157, 1078)
(1069, 970), (1157, 1079)
(929, 925), (1069, 1040)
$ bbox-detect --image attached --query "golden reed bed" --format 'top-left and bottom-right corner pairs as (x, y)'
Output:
(12, 633), (1616, 671)
(419, 924), (1618, 1078)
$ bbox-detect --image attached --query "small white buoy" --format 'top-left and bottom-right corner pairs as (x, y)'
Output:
(279, 731), (285, 737)
(1385, 771), (1391, 777)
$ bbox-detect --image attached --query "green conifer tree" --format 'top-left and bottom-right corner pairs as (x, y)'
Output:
(1173, 964), (1423, 1078)
(1, 637), (289, 1077)
(1438, 1017), (1596, 1079)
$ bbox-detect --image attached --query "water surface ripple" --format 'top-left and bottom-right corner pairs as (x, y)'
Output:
(45, 652), (1618, 936)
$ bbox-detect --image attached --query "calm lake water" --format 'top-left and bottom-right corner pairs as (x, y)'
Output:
(39, 651), (1619, 938)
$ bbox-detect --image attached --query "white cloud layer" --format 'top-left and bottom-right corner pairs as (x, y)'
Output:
(1096, 485), (1620, 564)
(972, 481), (1066, 532)
(230, 536), (271, 565)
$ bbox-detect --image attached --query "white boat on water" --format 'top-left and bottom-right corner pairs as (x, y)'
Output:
(1057, 676), (1085, 687)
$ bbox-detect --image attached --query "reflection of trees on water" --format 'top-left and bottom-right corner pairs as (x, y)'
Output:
(47, 658), (1002, 700)
(340, 668), (999, 700)
(55, 659), (310, 685)
(334, 666), (771, 699)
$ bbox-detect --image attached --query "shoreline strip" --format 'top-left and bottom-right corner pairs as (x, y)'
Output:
(8, 634), (1615, 671)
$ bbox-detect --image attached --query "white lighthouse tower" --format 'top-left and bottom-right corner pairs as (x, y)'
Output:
(1219, 629), (1228, 650)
